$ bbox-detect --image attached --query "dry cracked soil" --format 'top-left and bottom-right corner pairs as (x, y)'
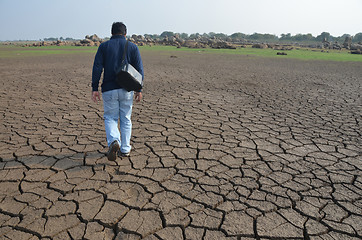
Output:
(0, 49), (361, 240)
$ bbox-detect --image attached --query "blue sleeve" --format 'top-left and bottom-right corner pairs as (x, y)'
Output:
(130, 45), (144, 79)
(92, 44), (104, 91)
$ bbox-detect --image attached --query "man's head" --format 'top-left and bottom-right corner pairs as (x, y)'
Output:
(111, 22), (127, 36)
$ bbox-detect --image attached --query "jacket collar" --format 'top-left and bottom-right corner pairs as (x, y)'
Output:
(111, 35), (126, 40)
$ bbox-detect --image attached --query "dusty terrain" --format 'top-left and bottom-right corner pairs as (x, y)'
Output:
(0, 49), (361, 239)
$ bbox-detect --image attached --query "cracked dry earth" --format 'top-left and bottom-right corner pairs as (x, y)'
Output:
(0, 49), (361, 240)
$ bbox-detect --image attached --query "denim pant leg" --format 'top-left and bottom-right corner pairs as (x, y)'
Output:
(102, 90), (121, 147)
(117, 89), (134, 153)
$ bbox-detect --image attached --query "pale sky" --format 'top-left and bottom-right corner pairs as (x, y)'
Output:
(0, 0), (361, 41)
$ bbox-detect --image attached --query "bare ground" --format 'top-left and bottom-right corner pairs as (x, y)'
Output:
(0, 50), (361, 239)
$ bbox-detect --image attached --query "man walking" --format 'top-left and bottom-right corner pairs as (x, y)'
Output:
(91, 22), (143, 160)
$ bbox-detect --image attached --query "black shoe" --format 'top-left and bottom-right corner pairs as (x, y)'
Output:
(107, 140), (120, 161)
(117, 150), (130, 157)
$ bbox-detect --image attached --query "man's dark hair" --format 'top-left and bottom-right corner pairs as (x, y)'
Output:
(111, 22), (127, 35)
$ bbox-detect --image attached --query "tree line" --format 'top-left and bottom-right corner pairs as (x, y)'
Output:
(43, 37), (75, 41)
(41, 32), (362, 44)
(146, 31), (362, 43)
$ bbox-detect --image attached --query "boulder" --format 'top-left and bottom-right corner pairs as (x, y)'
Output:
(169, 36), (177, 43)
(211, 41), (236, 49)
(184, 41), (206, 48)
(87, 41), (95, 46)
(252, 43), (268, 49)
(343, 36), (352, 49)
(350, 49), (361, 54)
(89, 34), (101, 42)
(177, 39), (185, 45)
(183, 40), (197, 48)
(80, 38), (93, 44)
(350, 44), (362, 51)
(56, 40), (66, 46)
(323, 41), (330, 49)
(331, 42), (341, 50)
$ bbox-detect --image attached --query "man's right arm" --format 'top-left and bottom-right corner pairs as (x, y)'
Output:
(92, 45), (104, 92)
(131, 46), (144, 79)
(130, 45), (144, 95)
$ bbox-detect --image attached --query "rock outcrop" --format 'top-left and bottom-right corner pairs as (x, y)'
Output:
(17, 33), (362, 54)
(252, 43), (268, 49)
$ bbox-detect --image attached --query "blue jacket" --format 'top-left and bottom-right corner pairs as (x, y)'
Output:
(92, 35), (144, 92)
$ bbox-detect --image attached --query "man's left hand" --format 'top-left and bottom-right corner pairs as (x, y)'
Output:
(92, 91), (101, 103)
(135, 92), (142, 102)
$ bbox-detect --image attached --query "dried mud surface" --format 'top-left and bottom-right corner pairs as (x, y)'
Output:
(0, 50), (361, 239)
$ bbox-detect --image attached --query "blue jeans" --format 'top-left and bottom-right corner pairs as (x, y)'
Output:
(102, 89), (134, 153)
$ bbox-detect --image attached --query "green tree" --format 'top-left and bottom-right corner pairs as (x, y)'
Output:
(160, 31), (174, 38)
(202, 33), (210, 38)
(293, 34), (304, 41)
(179, 33), (188, 39)
(304, 33), (315, 41)
(189, 33), (200, 39)
(316, 32), (331, 42)
(44, 37), (58, 41)
(207, 32), (216, 38)
(280, 33), (292, 40)
(230, 32), (246, 39)
(249, 33), (263, 40)
(334, 34), (351, 43)
(248, 33), (277, 41)
(214, 33), (227, 39)
(263, 34), (278, 40)
(144, 34), (160, 39)
(353, 32), (362, 42)
(291, 33), (315, 42)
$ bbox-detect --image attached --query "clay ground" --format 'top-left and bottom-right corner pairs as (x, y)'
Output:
(0, 49), (361, 239)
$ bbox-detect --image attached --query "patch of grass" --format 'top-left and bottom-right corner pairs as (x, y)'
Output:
(0, 45), (97, 58)
(1, 44), (361, 62)
(139, 45), (362, 62)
